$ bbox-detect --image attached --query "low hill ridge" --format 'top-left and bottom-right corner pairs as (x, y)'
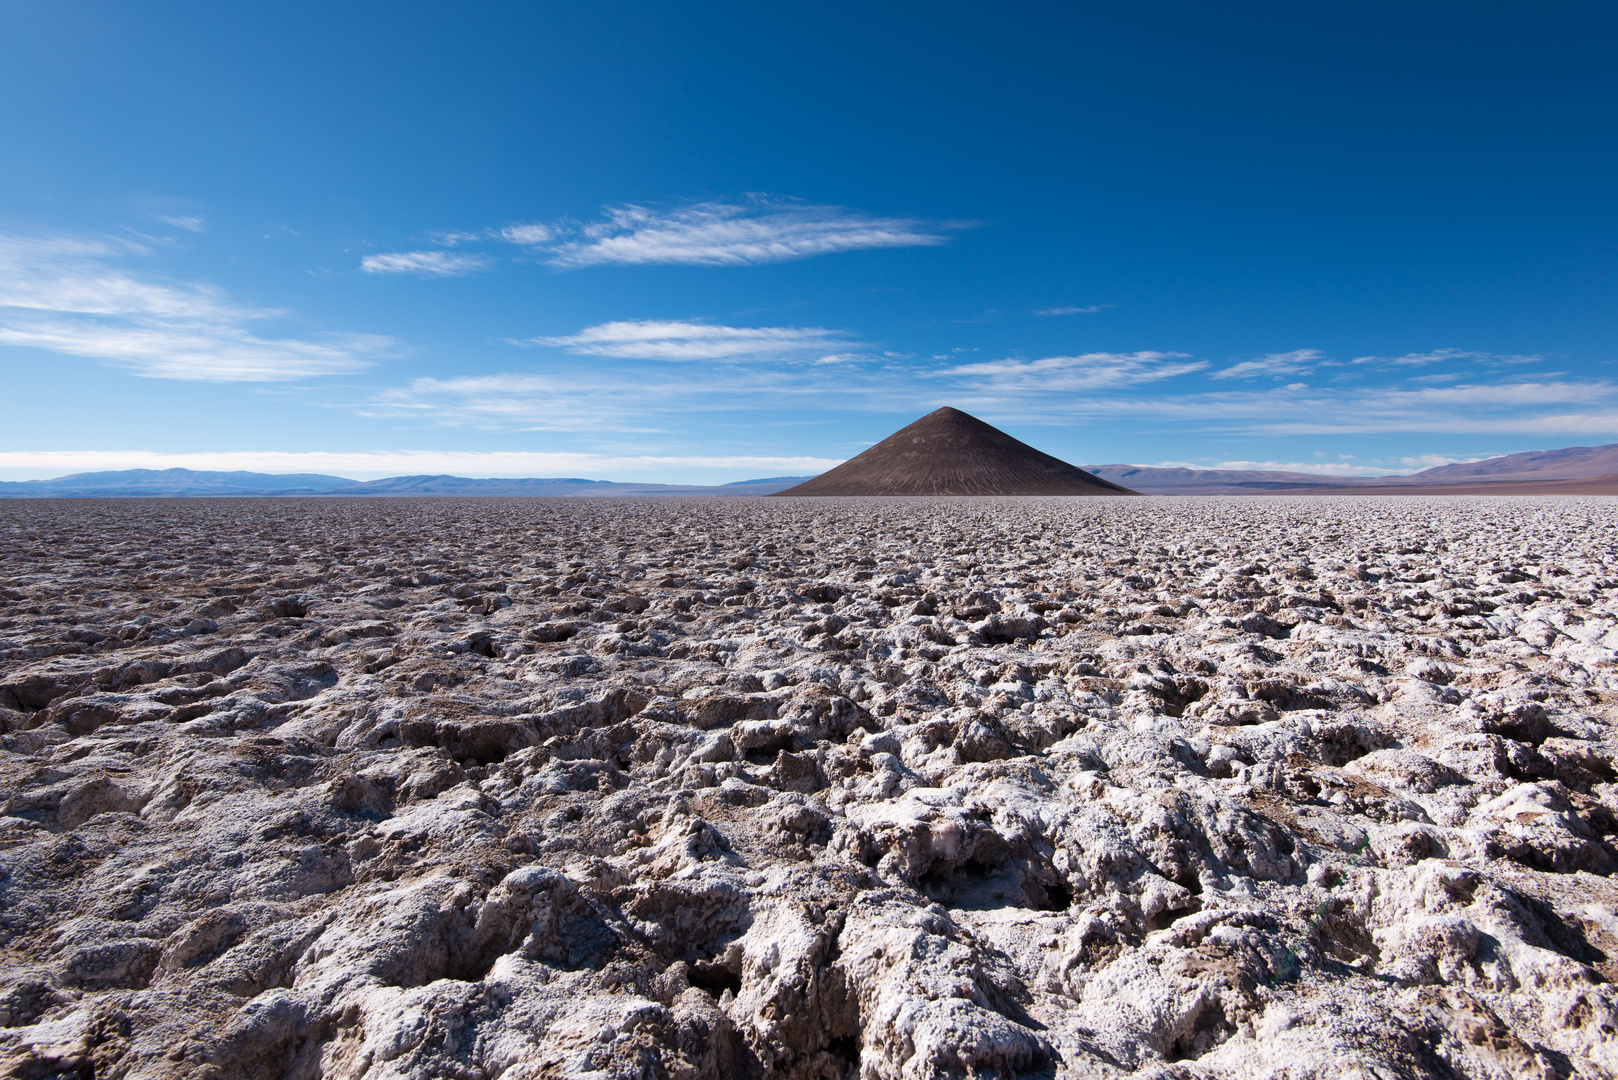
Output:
(8, 440), (1618, 498)
(0, 469), (811, 499)
(1087, 443), (1618, 494)
(1411, 442), (1618, 481)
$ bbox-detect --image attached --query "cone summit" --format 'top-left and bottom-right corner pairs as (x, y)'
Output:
(774, 407), (1138, 496)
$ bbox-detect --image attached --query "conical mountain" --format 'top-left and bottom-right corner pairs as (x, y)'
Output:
(774, 408), (1139, 496)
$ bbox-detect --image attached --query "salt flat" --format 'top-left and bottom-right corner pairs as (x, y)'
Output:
(1, 496), (1616, 1079)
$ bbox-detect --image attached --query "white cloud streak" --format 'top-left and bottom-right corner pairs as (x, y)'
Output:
(936, 351), (1207, 391)
(358, 363), (903, 431)
(155, 215), (206, 232)
(0, 236), (240, 318)
(1034, 305), (1111, 316)
(1352, 348), (1481, 367)
(531, 319), (850, 362)
(1211, 348), (1326, 380)
(0, 234), (391, 381)
(501, 198), (955, 268)
(1399, 453), (1493, 469)
(429, 230), (484, 246)
(345, 313), (1607, 442)
(0, 322), (391, 382)
(1131, 459), (1415, 476)
(391, 196), (954, 278)
(1351, 348), (1545, 368)
(360, 373), (642, 432)
(345, 330), (1607, 443)
(968, 377), (1618, 436)
(922, 341), (1604, 437)
(498, 223), (553, 245)
(360, 250), (491, 276)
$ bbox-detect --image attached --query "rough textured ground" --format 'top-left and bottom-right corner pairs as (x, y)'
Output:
(1, 496), (1616, 1080)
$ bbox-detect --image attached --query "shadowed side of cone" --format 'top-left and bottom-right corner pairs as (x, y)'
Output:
(773, 407), (1139, 496)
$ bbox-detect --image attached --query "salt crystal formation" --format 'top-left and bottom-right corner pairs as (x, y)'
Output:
(1, 497), (1616, 1079)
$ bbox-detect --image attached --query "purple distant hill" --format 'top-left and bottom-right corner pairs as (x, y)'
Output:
(6, 439), (1618, 498)
(1087, 442), (1618, 494)
(0, 469), (815, 498)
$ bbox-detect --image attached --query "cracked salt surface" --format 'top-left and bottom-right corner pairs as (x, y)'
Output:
(0, 495), (1616, 1079)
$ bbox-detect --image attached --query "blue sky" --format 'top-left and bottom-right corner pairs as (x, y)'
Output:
(1, 1), (1615, 482)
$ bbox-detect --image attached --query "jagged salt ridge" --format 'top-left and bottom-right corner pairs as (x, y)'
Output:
(0, 496), (1615, 1079)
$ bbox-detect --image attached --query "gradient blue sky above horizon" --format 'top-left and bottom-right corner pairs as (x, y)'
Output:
(1, 1), (1615, 483)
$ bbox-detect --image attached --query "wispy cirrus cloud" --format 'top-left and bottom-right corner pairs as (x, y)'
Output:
(982, 376), (1618, 436)
(354, 339), (936, 432)
(529, 319), (851, 362)
(428, 230), (484, 247)
(1399, 452), (1493, 469)
(358, 364), (904, 432)
(1211, 348), (1327, 380)
(1200, 460), (1395, 475)
(0, 235), (239, 318)
(0, 233), (391, 381)
(549, 199), (953, 268)
(488, 196), (958, 268)
(1351, 348), (1545, 368)
(1128, 458), (1412, 476)
(382, 197), (958, 276)
(361, 372), (676, 432)
(896, 333), (1618, 437)
(497, 223), (553, 246)
(350, 319), (1606, 443)
(1034, 304), (1112, 316)
(935, 351), (1207, 391)
(155, 214), (206, 232)
(1202, 346), (1543, 383)
(360, 250), (491, 276)
(1244, 378), (1618, 435)
(0, 321), (391, 382)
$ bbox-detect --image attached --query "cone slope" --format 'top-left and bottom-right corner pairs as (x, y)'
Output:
(774, 407), (1138, 496)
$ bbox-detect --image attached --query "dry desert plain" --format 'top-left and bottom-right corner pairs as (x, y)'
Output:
(1, 496), (1617, 1080)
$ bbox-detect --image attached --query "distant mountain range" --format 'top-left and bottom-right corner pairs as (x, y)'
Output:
(0, 468), (816, 499)
(0, 468), (360, 496)
(3, 441), (1618, 498)
(1085, 443), (1618, 494)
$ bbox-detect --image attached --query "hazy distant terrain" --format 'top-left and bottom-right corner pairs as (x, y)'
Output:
(0, 469), (815, 499)
(2, 496), (1615, 1078)
(1089, 441), (1618, 493)
(8, 441), (1618, 499)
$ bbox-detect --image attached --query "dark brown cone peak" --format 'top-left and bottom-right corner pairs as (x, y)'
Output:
(773, 407), (1138, 496)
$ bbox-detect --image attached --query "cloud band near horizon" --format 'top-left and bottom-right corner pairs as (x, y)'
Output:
(0, 233), (391, 380)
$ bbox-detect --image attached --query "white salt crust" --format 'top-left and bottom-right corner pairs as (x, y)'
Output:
(0, 496), (1615, 1079)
